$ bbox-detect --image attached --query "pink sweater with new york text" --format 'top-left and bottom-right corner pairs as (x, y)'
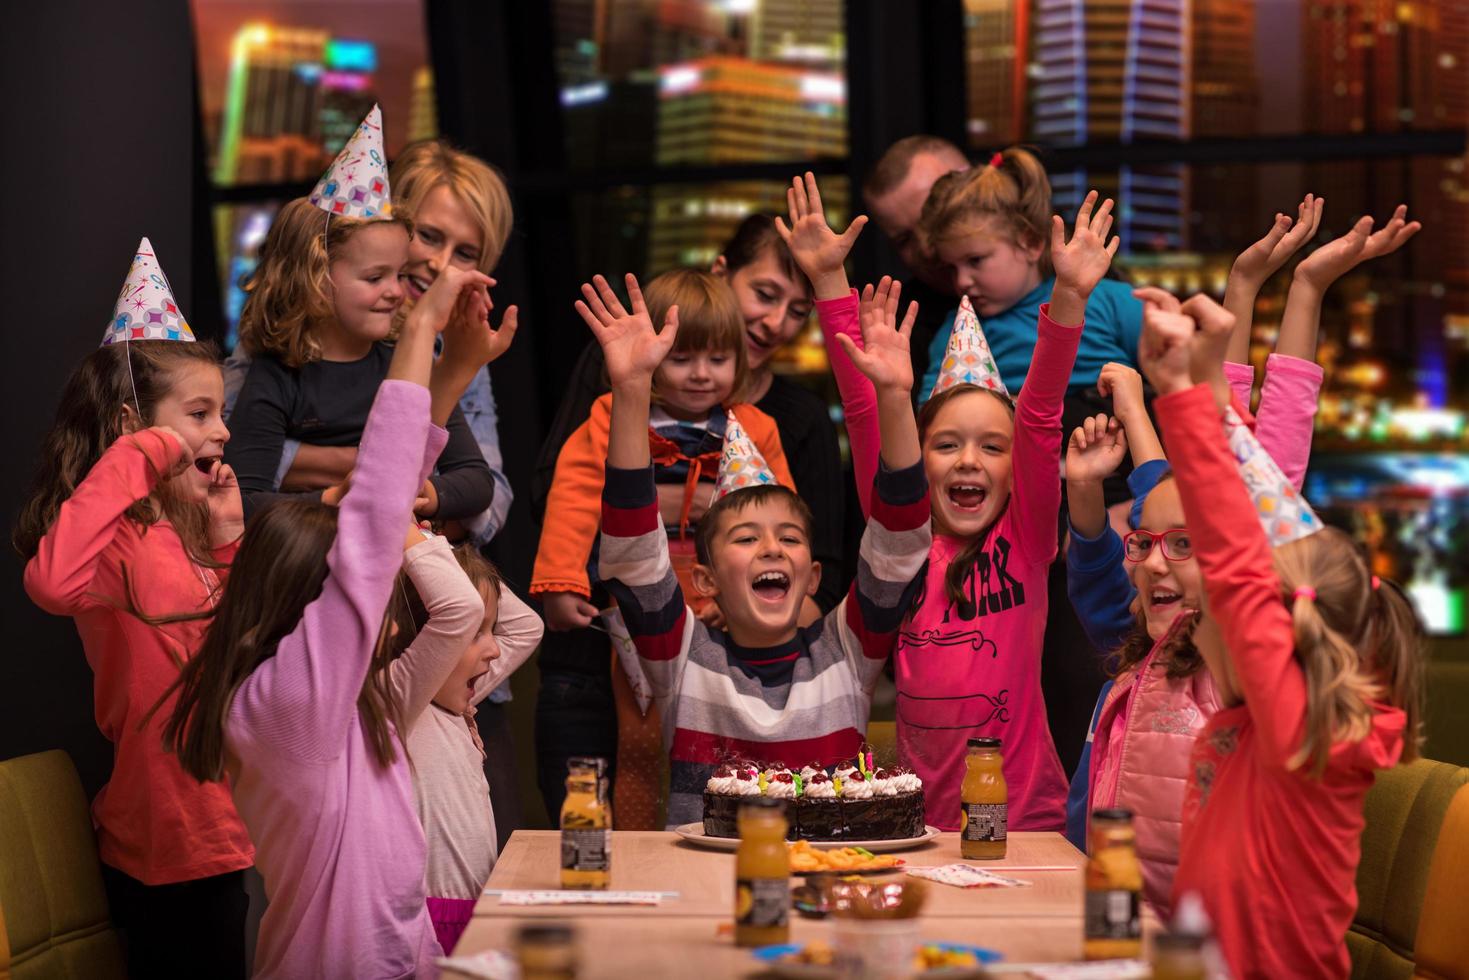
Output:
(817, 291), (1078, 831)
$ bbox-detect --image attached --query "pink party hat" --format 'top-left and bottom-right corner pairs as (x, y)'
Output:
(309, 104), (391, 218)
(713, 411), (779, 499)
(1222, 406), (1323, 546)
(931, 295), (1008, 398)
(102, 238), (195, 347)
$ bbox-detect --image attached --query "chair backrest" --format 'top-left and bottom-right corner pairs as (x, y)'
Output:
(1413, 782), (1469, 980)
(0, 750), (125, 980)
(1348, 758), (1469, 980)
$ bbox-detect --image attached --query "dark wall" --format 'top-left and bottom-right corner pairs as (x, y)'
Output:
(0, 0), (200, 792)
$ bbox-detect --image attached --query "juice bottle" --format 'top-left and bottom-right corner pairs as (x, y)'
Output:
(734, 797), (790, 947)
(560, 757), (611, 890)
(1083, 808), (1142, 960)
(960, 737), (1007, 860)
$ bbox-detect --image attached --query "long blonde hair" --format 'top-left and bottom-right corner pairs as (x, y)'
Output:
(390, 140), (513, 275)
(917, 147), (1053, 273)
(236, 198), (412, 368)
(1274, 527), (1424, 775)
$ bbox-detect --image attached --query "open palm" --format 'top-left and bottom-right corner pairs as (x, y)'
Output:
(838, 276), (916, 392)
(574, 273), (678, 387)
(775, 171), (866, 281)
(1295, 205), (1421, 291)
(1051, 191), (1120, 296)
(1231, 194), (1323, 284)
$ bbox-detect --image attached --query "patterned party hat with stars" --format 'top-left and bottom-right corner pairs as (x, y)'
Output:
(309, 104), (391, 218)
(713, 412), (780, 499)
(931, 295), (1007, 398)
(1223, 406), (1324, 546)
(101, 238), (195, 347)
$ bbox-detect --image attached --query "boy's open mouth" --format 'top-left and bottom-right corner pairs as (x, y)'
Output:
(946, 483), (987, 510)
(751, 570), (791, 602)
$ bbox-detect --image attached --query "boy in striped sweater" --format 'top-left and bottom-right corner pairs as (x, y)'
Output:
(578, 272), (931, 827)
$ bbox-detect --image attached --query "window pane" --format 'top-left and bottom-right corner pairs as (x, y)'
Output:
(554, 0), (848, 169)
(963, 0), (1469, 146)
(211, 201), (283, 349)
(193, 0), (437, 186)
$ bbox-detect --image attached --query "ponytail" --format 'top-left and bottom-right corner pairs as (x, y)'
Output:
(916, 146), (1053, 273)
(1273, 527), (1424, 776)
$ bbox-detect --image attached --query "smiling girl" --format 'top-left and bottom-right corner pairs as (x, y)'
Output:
(16, 245), (253, 977)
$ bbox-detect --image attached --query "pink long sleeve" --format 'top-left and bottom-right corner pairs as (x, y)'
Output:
(1008, 305), (1081, 564)
(232, 380), (449, 762)
(469, 588), (545, 705)
(1156, 383), (1305, 766)
(1223, 361), (1255, 412)
(1254, 353), (1323, 491)
(388, 535), (487, 732)
(815, 289), (879, 517)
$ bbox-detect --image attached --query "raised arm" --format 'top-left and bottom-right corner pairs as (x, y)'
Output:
(1064, 413), (1135, 653)
(470, 586), (545, 705)
(1008, 191), (1117, 562)
(388, 532), (487, 731)
(832, 276), (921, 473)
(24, 428), (188, 614)
(1222, 195), (1322, 365)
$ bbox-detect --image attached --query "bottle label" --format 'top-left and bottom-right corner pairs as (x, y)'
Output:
(735, 877), (788, 929)
(962, 802), (1008, 842)
(561, 828), (611, 872)
(1084, 889), (1140, 940)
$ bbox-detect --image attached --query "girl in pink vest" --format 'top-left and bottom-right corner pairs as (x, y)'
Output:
(1064, 200), (1420, 913)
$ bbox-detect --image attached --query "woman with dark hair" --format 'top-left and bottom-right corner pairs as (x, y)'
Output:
(530, 215), (849, 822)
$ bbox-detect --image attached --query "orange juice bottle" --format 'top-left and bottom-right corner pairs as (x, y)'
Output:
(560, 757), (611, 890)
(1084, 808), (1142, 959)
(734, 797), (789, 947)
(960, 737), (1007, 860)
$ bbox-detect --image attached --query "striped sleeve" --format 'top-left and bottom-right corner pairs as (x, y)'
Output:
(597, 465), (693, 695)
(836, 460), (931, 685)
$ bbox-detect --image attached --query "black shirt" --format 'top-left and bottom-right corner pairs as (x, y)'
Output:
(226, 343), (494, 522)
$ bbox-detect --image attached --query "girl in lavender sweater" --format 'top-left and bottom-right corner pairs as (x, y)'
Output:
(166, 264), (515, 979)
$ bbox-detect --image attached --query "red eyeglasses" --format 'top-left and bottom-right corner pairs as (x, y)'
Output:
(1124, 529), (1194, 562)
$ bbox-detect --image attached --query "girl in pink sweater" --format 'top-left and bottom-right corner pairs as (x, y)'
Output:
(166, 265), (514, 979)
(1139, 294), (1423, 979)
(1065, 200), (1420, 912)
(779, 172), (1121, 831)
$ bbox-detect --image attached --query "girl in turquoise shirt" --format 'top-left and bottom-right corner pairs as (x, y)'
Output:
(915, 148), (1143, 400)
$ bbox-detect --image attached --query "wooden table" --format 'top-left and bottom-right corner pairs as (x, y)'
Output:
(451, 830), (1126, 975)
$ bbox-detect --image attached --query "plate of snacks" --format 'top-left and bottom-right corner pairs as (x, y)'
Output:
(788, 841), (906, 876)
(753, 940), (1000, 978)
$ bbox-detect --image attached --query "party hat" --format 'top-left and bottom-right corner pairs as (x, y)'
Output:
(309, 104), (391, 218)
(931, 295), (1007, 397)
(1222, 406), (1323, 546)
(102, 238), (195, 346)
(713, 411), (779, 499)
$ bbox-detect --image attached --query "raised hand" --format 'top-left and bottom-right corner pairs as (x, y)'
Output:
(441, 278), (518, 372)
(836, 276), (917, 394)
(1293, 205), (1421, 292)
(1181, 294), (1236, 410)
(1132, 286), (1182, 315)
(1066, 414), (1128, 486)
(575, 273), (679, 389)
(1097, 362), (1146, 425)
(408, 265), (495, 335)
(1050, 190), (1120, 325)
(1231, 194), (1323, 286)
(774, 171), (867, 299)
(1139, 307), (1196, 397)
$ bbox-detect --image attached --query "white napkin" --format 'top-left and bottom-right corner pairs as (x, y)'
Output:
(904, 864), (1031, 888)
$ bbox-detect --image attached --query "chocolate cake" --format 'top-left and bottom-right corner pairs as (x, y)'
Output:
(700, 760), (925, 841)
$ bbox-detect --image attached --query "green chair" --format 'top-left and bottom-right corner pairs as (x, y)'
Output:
(1349, 757), (1469, 980)
(0, 750), (125, 980)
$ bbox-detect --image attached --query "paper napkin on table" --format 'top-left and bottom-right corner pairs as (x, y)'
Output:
(905, 864), (1031, 888)
(494, 890), (666, 906)
(436, 949), (519, 980)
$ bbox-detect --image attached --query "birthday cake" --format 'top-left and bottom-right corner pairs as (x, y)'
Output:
(701, 757), (925, 841)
